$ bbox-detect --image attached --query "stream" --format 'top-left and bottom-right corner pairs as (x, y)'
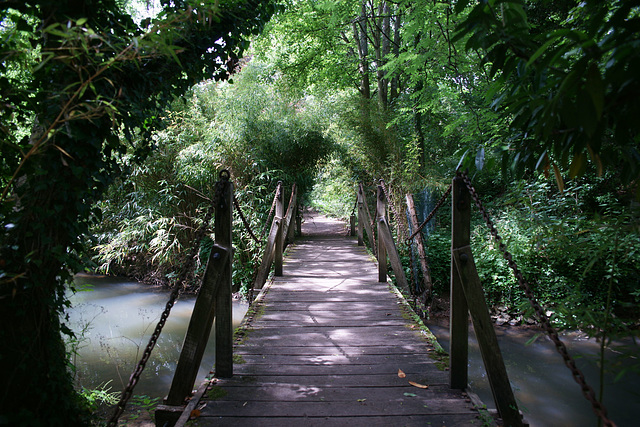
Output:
(426, 320), (640, 427)
(67, 274), (248, 399)
(67, 276), (639, 426)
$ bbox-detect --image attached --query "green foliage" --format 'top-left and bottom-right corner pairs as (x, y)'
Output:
(455, 0), (640, 185)
(0, 0), (277, 423)
(93, 61), (335, 293)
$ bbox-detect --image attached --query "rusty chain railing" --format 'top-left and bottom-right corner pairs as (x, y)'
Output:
(107, 170), (230, 426)
(406, 183), (452, 243)
(459, 171), (615, 427)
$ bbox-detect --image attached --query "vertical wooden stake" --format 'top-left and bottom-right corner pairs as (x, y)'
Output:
(350, 214), (356, 237)
(215, 176), (233, 378)
(377, 185), (387, 283)
(450, 176), (469, 389)
(357, 185), (364, 246)
(274, 182), (284, 277)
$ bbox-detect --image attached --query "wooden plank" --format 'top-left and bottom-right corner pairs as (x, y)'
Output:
(450, 176), (469, 389)
(453, 245), (523, 427)
(164, 245), (230, 405)
(188, 414), (482, 427)
(208, 373), (451, 388)
(215, 179), (233, 378)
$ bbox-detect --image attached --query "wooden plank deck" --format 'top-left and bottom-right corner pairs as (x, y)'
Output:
(184, 213), (484, 426)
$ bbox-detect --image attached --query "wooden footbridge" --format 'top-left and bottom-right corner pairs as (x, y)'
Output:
(168, 214), (482, 426)
(112, 173), (611, 427)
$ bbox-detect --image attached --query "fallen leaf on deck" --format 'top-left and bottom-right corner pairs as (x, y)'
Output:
(409, 381), (428, 389)
(397, 369), (406, 378)
(189, 409), (201, 419)
(403, 392), (417, 397)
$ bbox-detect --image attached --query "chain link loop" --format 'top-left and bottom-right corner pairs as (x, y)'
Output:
(107, 170), (230, 426)
(405, 184), (452, 243)
(459, 171), (615, 427)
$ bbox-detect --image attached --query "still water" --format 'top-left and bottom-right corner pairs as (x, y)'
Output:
(66, 274), (248, 399)
(427, 321), (640, 427)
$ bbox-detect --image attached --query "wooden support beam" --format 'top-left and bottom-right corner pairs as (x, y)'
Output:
(283, 184), (297, 246)
(376, 185), (387, 282)
(274, 182), (284, 277)
(452, 246), (523, 427)
(406, 193), (433, 300)
(253, 218), (280, 290)
(377, 217), (410, 293)
(450, 176), (469, 390)
(164, 244), (230, 405)
(215, 179), (233, 378)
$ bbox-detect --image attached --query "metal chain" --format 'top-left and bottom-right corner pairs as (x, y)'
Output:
(379, 179), (410, 240)
(406, 184), (452, 243)
(107, 170), (230, 426)
(233, 194), (261, 243)
(459, 172), (615, 427)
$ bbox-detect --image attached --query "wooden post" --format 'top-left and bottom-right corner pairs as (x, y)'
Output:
(283, 184), (297, 245)
(450, 176), (469, 389)
(350, 213), (356, 237)
(274, 182), (284, 277)
(453, 246), (523, 427)
(163, 172), (234, 407)
(358, 184), (376, 253)
(357, 186), (364, 246)
(163, 245), (230, 406)
(377, 185), (387, 282)
(253, 218), (280, 290)
(215, 176), (233, 378)
(296, 205), (302, 237)
(406, 193), (433, 300)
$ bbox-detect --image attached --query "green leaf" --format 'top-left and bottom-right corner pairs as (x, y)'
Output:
(586, 63), (604, 119)
(454, 0), (470, 14)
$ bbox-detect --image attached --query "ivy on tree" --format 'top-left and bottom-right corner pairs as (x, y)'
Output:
(0, 0), (277, 424)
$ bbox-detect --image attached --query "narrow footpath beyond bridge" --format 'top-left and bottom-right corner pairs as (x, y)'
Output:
(180, 212), (484, 426)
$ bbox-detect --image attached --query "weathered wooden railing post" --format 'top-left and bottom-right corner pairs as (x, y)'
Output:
(377, 184), (387, 282)
(296, 205), (302, 237)
(215, 174), (233, 378)
(450, 175), (523, 426)
(157, 171), (234, 425)
(357, 185), (364, 246)
(274, 182), (284, 276)
(450, 175), (469, 389)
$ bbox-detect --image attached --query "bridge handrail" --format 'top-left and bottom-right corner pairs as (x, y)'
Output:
(253, 181), (298, 291)
(354, 173), (615, 427)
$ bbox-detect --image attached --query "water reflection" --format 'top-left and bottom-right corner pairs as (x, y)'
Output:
(66, 274), (248, 398)
(427, 320), (640, 427)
